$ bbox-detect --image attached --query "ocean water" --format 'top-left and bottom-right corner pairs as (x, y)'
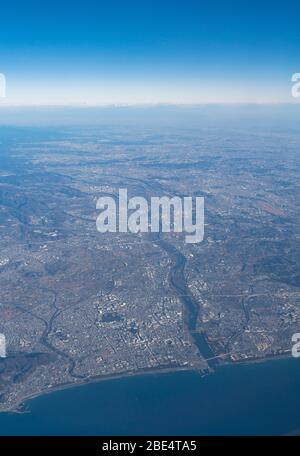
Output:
(0, 357), (300, 435)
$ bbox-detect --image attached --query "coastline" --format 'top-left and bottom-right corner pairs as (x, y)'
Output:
(2, 349), (295, 415)
(1, 365), (192, 415)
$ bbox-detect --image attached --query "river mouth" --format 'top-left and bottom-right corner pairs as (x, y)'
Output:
(157, 238), (216, 368)
(1, 358), (300, 435)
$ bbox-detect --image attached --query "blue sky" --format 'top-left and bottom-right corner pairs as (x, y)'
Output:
(0, 0), (299, 105)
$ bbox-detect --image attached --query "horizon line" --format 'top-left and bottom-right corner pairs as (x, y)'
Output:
(0, 102), (299, 109)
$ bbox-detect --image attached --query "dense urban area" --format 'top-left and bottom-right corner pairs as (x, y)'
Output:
(0, 124), (299, 411)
